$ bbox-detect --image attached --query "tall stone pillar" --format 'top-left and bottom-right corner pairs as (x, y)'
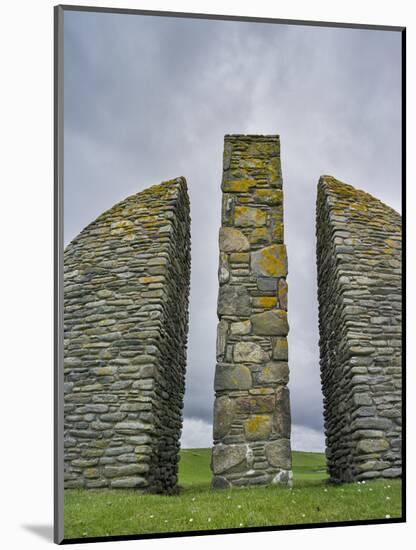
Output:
(212, 134), (292, 488)
(316, 175), (402, 482)
(63, 177), (191, 493)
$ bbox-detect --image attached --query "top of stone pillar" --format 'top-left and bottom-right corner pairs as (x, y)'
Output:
(65, 176), (188, 251)
(224, 134), (280, 141)
(318, 174), (401, 219)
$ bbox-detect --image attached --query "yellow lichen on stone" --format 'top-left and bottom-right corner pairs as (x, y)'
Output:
(223, 179), (255, 193)
(252, 244), (287, 277)
(246, 142), (277, 157)
(138, 216), (156, 224)
(256, 210), (267, 224)
(385, 238), (400, 249)
(240, 158), (266, 170)
(249, 227), (269, 245)
(234, 206), (267, 227)
(278, 279), (288, 309)
(267, 160), (280, 181)
(244, 414), (268, 432)
(272, 222), (284, 242)
(260, 249), (284, 276)
(250, 388), (273, 395)
(273, 337), (288, 360)
(110, 220), (135, 238)
(243, 414), (272, 441)
(230, 253), (250, 263)
(139, 276), (165, 284)
(254, 189), (283, 205)
(253, 296), (277, 308)
(350, 202), (368, 212)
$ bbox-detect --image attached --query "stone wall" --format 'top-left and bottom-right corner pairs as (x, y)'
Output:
(316, 175), (402, 482)
(64, 177), (191, 492)
(211, 134), (292, 488)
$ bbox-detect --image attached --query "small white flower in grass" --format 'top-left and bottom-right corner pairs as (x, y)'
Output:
(386, 515), (391, 519)
(208, 518), (212, 522)
(150, 515), (154, 519)
(164, 520), (168, 523)
(386, 496), (391, 500)
(189, 518), (193, 523)
(227, 495), (231, 500)
(358, 489), (361, 492)
(301, 514), (305, 518)
(369, 488), (373, 491)
(324, 489), (328, 492)
(362, 480), (366, 484)
(388, 485), (391, 488)
(191, 497), (196, 501)
(239, 523), (243, 527)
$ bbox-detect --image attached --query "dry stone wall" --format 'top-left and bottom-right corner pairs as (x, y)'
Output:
(212, 134), (292, 488)
(316, 175), (402, 482)
(64, 177), (191, 492)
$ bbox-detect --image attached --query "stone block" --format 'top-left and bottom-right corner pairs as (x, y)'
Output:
(251, 309), (289, 336)
(252, 296), (277, 308)
(253, 189), (283, 205)
(230, 320), (251, 336)
(223, 179), (255, 193)
(244, 415), (272, 441)
(256, 361), (289, 385)
(265, 439), (291, 469)
(236, 395), (275, 414)
(211, 444), (247, 474)
(219, 227), (250, 252)
(249, 227), (270, 245)
(272, 338), (289, 361)
(251, 245), (287, 277)
(110, 477), (148, 488)
(213, 396), (237, 439)
(234, 206), (267, 227)
(214, 365), (252, 390)
(257, 277), (278, 291)
(233, 342), (268, 363)
(356, 439), (390, 454)
(217, 285), (251, 316)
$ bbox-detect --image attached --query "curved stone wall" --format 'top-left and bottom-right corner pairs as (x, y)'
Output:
(316, 175), (402, 482)
(64, 177), (191, 492)
(212, 135), (292, 488)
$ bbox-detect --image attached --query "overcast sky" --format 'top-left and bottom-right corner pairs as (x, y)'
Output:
(64, 10), (401, 452)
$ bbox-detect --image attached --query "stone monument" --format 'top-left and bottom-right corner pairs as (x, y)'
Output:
(212, 134), (292, 488)
(316, 175), (402, 482)
(63, 177), (191, 492)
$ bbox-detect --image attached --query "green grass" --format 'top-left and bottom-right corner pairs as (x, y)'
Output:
(178, 448), (328, 485)
(64, 449), (402, 539)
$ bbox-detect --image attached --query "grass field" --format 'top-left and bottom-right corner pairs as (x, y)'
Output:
(64, 449), (402, 539)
